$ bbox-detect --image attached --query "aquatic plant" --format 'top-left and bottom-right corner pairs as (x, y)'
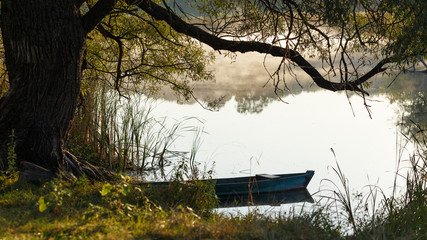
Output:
(317, 119), (427, 238)
(68, 83), (206, 180)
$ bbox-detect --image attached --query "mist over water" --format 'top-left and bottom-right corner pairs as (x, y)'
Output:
(146, 51), (427, 212)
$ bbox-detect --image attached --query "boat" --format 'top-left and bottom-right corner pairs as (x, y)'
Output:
(218, 188), (314, 207)
(141, 170), (314, 195)
(214, 170), (314, 196)
(140, 170), (314, 206)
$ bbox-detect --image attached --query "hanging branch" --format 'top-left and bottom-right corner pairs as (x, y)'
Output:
(97, 24), (126, 97)
(128, 0), (394, 95)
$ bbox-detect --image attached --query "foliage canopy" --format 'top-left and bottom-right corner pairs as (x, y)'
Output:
(1, 0), (426, 99)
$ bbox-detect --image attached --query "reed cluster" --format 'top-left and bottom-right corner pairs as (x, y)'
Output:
(67, 83), (204, 180)
(317, 121), (427, 238)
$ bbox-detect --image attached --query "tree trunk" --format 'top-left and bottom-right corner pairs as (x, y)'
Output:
(0, 0), (87, 179)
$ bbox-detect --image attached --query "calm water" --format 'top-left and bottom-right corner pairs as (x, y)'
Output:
(144, 52), (427, 213)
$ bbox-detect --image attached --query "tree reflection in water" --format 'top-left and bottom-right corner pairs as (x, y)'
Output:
(157, 51), (427, 115)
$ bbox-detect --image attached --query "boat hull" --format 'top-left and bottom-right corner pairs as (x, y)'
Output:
(141, 170), (315, 202)
(214, 170), (315, 196)
(218, 188), (314, 207)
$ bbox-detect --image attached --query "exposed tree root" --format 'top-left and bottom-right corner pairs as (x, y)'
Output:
(18, 151), (116, 183)
(63, 151), (116, 181)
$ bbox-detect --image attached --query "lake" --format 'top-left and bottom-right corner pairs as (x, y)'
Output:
(140, 51), (427, 213)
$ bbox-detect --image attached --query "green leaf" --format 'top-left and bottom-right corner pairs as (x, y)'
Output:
(101, 183), (112, 196)
(38, 197), (47, 212)
(123, 183), (132, 195)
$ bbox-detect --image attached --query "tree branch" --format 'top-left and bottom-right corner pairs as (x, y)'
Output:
(129, 0), (394, 94)
(352, 57), (392, 86)
(97, 24), (124, 95)
(75, 0), (86, 9)
(82, 0), (117, 34)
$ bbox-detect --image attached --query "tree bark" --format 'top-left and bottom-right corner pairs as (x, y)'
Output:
(0, 0), (118, 181)
(0, 0), (86, 178)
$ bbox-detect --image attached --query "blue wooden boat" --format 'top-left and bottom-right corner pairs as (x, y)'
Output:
(218, 188), (314, 207)
(141, 171), (314, 199)
(214, 170), (314, 196)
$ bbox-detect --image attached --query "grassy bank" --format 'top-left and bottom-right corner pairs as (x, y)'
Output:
(0, 154), (425, 240)
(0, 175), (340, 240)
(1, 117), (426, 239)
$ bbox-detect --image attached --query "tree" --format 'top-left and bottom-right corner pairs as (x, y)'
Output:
(0, 0), (425, 181)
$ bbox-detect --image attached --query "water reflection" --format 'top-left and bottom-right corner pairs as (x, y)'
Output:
(385, 73), (427, 141)
(158, 51), (427, 114)
(219, 189), (314, 208)
(149, 52), (427, 211)
(236, 93), (274, 114)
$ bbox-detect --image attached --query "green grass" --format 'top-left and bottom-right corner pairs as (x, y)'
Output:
(1, 164), (424, 240)
(2, 116), (427, 239)
(0, 176), (342, 240)
(0, 148), (426, 240)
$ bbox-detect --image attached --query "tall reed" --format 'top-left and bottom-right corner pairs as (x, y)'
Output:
(368, 121), (427, 239)
(68, 84), (206, 180)
(318, 120), (426, 238)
